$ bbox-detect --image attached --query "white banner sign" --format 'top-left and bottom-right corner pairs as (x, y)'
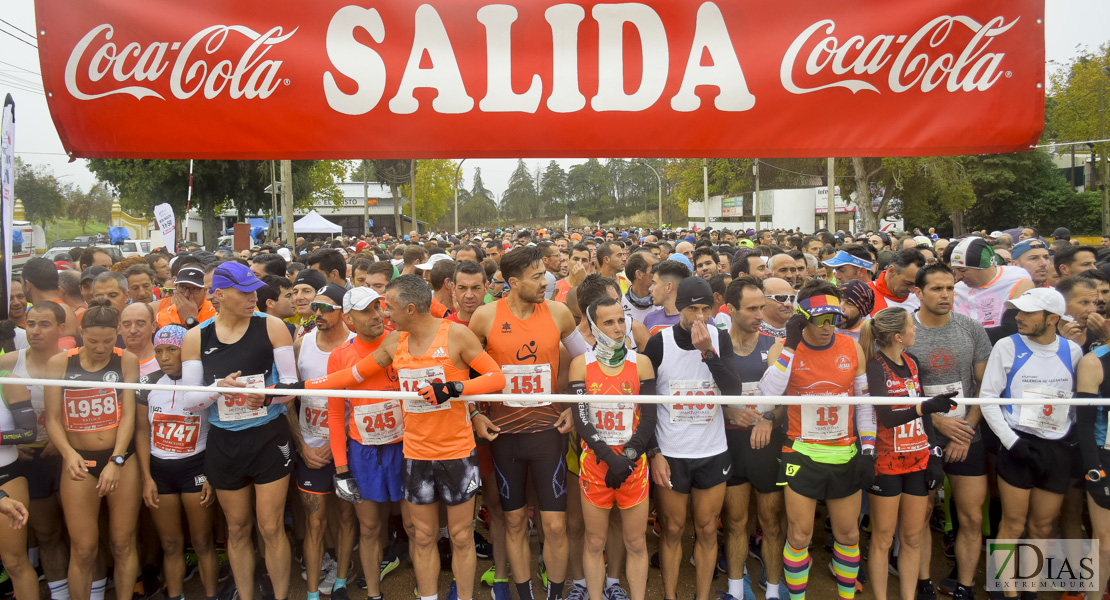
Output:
(153, 203), (175, 255)
(2, 96), (15, 311)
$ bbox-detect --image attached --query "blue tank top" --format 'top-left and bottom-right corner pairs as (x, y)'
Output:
(1092, 345), (1110, 446)
(200, 313), (285, 431)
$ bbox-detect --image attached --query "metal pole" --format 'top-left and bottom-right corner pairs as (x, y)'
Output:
(363, 162), (371, 237)
(827, 157), (836, 232)
(280, 160), (294, 247)
(410, 159), (417, 236)
(753, 159), (760, 230)
(1102, 71), (1109, 236)
(453, 159), (466, 234)
(702, 159), (709, 231)
(635, 160), (663, 229)
(270, 160), (278, 242)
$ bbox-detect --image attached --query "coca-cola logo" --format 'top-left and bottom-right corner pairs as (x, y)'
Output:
(64, 24), (297, 101)
(780, 15), (1018, 95)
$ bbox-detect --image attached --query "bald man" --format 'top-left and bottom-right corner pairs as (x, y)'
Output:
(760, 277), (795, 338)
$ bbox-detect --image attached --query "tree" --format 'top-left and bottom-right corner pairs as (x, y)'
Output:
(538, 161), (568, 217)
(962, 150), (1079, 233)
(401, 159), (457, 230)
(14, 158), (65, 227)
(459, 168), (498, 229)
(68, 182), (115, 234)
(500, 159), (540, 221)
(366, 160), (414, 235)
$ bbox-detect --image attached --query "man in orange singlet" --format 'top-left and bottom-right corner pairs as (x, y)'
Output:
(282, 275), (506, 600)
(468, 246), (581, 600)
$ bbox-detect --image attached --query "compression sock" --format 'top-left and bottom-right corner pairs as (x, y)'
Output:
(48, 580), (70, 600)
(90, 578), (107, 600)
(307, 592), (320, 600)
(831, 542), (861, 599)
(782, 543), (810, 600)
(334, 578), (347, 590)
(516, 580), (535, 600)
(547, 580), (564, 600)
(766, 579), (781, 600)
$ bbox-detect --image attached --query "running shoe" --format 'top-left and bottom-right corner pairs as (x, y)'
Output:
(381, 556), (401, 581)
(446, 580), (458, 600)
(649, 551), (660, 569)
(539, 558), (548, 590)
(952, 584), (974, 600)
(318, 560), (339, 596)
(602, 582), (627, 600)
(747, 533), (763, 565)
(714, 592), (739, 600)
(888, 553), (899, 577)
(475, 531), (494, 559)
(917, 579), (937, 600)
(493, 580), (513, 600)
(184, 550), (200, 583)
(332, 586), (351, 600)
(439, 538), (453, 569)
(478, 504), (491, 530)
(0, 570), (11, 598)
(302, 552), (337, 580)
(941, 530), (956, 560)
(1060, 593), (1085, 600)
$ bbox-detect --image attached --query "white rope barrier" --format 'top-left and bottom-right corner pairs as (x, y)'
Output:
(2, 376), (1104, 406)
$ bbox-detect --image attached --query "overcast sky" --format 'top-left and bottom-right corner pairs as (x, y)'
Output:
(2, 1), (1108, 200)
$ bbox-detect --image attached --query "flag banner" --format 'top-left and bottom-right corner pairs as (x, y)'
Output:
(153, 203), (176, 255)
(1, 95), (14, 312)
(37, 0), (1044, 159)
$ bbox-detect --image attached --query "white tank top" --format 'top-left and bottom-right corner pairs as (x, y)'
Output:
(999, 335), (1078, 441)
(654, 326), (728, 459)
(145, 371), (211, 460)
(954, 266), (1031, 330)
(12, 349), (46, 443)
(296, 329), (354, 448)
(0, 380), (17, 467)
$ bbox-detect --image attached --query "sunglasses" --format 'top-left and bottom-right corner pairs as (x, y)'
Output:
(765, 294), (796, 304)
(310, 301), (340, 313)
(808, 313), (842, 327)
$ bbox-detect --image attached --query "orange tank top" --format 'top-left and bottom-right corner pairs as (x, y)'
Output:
(582, 353), (640, 453)
(485, 298), (563, 435)
(328, 336), (400, 444)
(393, 320), (474, 460)
(785, 334), (859, 446)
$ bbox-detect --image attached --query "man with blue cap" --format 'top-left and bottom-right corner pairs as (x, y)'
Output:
(822, 246), (874, 284)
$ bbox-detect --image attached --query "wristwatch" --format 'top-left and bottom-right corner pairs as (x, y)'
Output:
(761, 411), (776, 423)
(859, 447), (877, 458)
(184, 317), (198, 329)
(449, 381), (465, 396)
(1087, 469), (1106, 482)
(623, 447), (639, 461)
(0, 489), (8, 502)
(109, 455), (126, 467)
(700, 349), (718, 361)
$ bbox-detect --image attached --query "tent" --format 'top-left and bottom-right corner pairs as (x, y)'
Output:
(293, 210), (343, 234)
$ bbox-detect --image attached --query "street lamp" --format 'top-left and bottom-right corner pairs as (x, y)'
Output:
(453, 158), (466, 234)
(634, 160), (662, 229)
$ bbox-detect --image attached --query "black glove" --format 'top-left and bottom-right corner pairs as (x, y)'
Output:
(602, 453), (636, 490)
(853, 448), (876, 492)
(925, 448), (945, 491)
(784, 314), (808, 350)
(333, 473), (363, 503)
(1087, 476), (1110, 511)
(420, 381), (462, 405)
(273, 380), (305, 392)
(1008, 439), (1050, 474)
(920, 391), (959, 416)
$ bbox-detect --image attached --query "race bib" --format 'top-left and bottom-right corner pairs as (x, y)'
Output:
(977, 296), (1000, 328)
(923, 382), (966, 419)
(741, 381), (774, 413)
(34, 407), (48, 443)
(589, 402), (635, 445)
(799, 404), (850, 441)
(399, 366), (451, 413)
(893, 416), (929, 453)
(151, 412), (201, 454)
(354, 401), (404, 445)
(300, 396), (330, 440)
(669, 380), (719, 423)
(1017, 384), (1071, 434)
(216, 374), (269, 422)
(503, 363), (552, 407)
(63, 388), (120, 432)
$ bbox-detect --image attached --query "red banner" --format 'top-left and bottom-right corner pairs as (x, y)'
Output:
(36, 0), (1045, 159)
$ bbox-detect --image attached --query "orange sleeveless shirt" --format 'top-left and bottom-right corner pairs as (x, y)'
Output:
(784, 334), (859, 446)
(485, 298), (563, 435)
(393, 320), (474, 460)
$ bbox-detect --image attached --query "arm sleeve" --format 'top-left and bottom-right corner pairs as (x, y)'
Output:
(572, 399), (615, 461)
(706, 332), (742, 396)
(268, 345), (298, 404)
(327, 353), (350, 469)
(866, 359), (920, 428)
(759, 348), (794, 397)
(1076, 396), (1102, 473)
(461, 351), (506, 395)
(626, 388), (658, 456)
(978, 340), (1020, 450)
(306, 350), (385, 391)
(180, 359), (221, 412)
(0, 402), (36, 445)
(855, 403), (876, 450)
(562, 328), (591, 359)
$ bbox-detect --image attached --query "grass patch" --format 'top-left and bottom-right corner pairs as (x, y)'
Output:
(44, 219), (110, 245)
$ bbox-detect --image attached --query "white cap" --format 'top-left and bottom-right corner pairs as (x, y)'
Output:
(989, 230), (1004, 238)
(415, 253), (453, 270)
(1004, 288), (1073, 322)
(343, 287), (383, 313)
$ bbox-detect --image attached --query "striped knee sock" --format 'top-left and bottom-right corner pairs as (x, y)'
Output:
(782, 543), (810, 600)
(831, 542), (861, 599)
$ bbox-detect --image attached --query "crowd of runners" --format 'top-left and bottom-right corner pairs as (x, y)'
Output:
(0, 224), (1108, 600)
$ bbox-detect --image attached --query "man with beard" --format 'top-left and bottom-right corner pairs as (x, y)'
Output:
(836, 280), (874, 343)
(868, 249), (924, 315)
(447, 261), (486, 325)
(622, 251), (661, 325)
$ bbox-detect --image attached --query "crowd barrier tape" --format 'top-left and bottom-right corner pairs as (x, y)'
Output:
(2, 376), (1103, 407)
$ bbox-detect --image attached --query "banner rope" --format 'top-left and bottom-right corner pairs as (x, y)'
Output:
(1, 376), (1099, 406)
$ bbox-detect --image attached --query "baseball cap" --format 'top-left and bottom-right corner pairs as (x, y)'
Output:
(684, 234), (696, 244)
(344, 287), (383, 313)
(675, 277), (713, 311)
(1052, 227), (1071, 240)
(735, 239), (754, 249)
(912, 235), (933, 248)
(354, 240), (370, 253)
(1005, 288), (1073, 322)
(989, 231), (1004, 238)
(292, 269), (326, 290)
(822, 250), (873, 270)
(314, 283), (347, 307)
(175, 266), (205, 288)
(797, 294), (845, 317)
(80, 265), (108, 283)
(949, 237), (998, 269)
(415, 253), (453, 270)
(211, 262), (266, 293)
(665, 253), (693, 272)
(1011, 238), (1048, 260)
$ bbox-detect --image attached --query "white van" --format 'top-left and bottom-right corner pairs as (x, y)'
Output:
(119, 240), (152, 258)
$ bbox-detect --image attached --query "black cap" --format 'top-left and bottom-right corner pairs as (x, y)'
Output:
(675, 277), (713, 311)
(314, 283), (347, 307)
(1052, 227), (1071, 240)
(292, 269), (326, 290)
(175, 266), (205, 288)
(80, 265), (108, 283)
